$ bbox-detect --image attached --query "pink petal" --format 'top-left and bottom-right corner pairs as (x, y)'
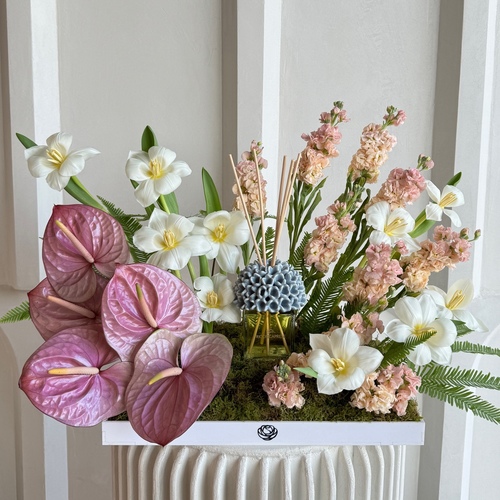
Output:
(28, 276), (106, 340)
(42, 205), (130, 302)
(19, 325), (133, 427)
(102, 264), (202, 361)
(126, 330), (232, 446)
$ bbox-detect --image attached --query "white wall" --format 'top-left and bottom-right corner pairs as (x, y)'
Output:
(1, 1), (499, 499)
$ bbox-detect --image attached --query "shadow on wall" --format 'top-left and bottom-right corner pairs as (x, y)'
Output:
(0, 328), (19, 499)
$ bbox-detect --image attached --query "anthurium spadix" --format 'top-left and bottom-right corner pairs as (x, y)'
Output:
(19, 325), (133, 427)
(125, 329), (233, 446)
(102, 263), (202, 361)
(28, 275), (107, 340)
(42, 205), (130, 302)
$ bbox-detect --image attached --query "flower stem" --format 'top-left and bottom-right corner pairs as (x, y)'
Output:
(199, 256), (210, 277)
(203, 321), (213, 333)
(187, 261), (197, 283)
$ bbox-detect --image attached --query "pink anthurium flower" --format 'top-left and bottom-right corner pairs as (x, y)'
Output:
(28, 275), (107, 340)
(42, 205), (130, 303)
(102, 263), (202, 361)
(125, 329), (233, 446)
(19, 325), (133, 427)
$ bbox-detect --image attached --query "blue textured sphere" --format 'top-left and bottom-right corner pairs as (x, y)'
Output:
(233, 260), (307, 314)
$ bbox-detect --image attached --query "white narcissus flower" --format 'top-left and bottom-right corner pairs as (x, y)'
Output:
(125, 146), (191, 207)
(308, 328), (383, 395)
(381, 295), (457, 366)
(424, 279), (487, 333)
(365, 201), (418, 251)
(425, 181), (464, 227)
(25, 132), (100, 191)
(191, 211), (250, 274)
(194, 274), (241, 323)
(133, 209), (211, 271)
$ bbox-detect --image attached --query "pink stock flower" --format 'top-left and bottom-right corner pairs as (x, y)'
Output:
(262, 362), (305, 410)
(350, 373), (395, 414)
(370, 168), (426, 209)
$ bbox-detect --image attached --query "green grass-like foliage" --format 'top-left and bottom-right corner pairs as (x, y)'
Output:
(298, 267), (353, 337)
(418, 362), (500, 424)
(452, 341), (500, 357)
(0, 301), (30, 323)
(97, 197), (150, 263)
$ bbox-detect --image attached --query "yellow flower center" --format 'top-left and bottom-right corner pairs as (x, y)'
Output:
(413, 324), (436, 337)
(447, 290), (465, 310)
(162, 230), (177, 250)
(384, 217), (407, 236)
(46, 148), (65, 168)
(212, 223), (227, 243)
(206, 291), (219, 308)
(149, 159), (164, 180)
(330, 357), (346, 373)
(439, 192), (457, 208)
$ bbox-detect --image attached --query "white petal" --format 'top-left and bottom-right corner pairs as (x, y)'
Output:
(418, 294), (438, 326)
(25, 145), (49, 160)
(389, 208), (415, 235)
(425, 203), (443, 221)
(399, 236), (421, 253)
(329, 328), (359, 360)
(369, 230), (391, 246)
(154, 173), (182, 196)
(441, 185), (465, 207)
(183, 235), (212, 257)
(216, 243), (241, 274)
(219, 304), (242, 323)
(336, 367), (366, 391)
(169, 160), (192, 178)
(156, 246), (190, 270)
(71, 147), (100, 161)
(427, 318), (457, 347)
(133, 227), (164, 253)
(148, 208), (171, 232)
(46, 171), (69, 191)
(125, 153), (151, 181)
(215, 277), (236, 306)
(365, 201), (390, 231)
(59, 154), (86, 176)
(309, 333), (334, 355)
(384, 320), (413, 342)
(150, 146), (176, 165)
(425, 181), (441, 203)
(225, 212), (251, 245)
(134, 180), (158, 207)
(394, 296), (421, 326)
(424, 286), (447, 305)
(169, 214), (194, 240)
(408, 344), (432, 366)
(200, 308), (223, 323)
(194, 276), (214, 293)
(27, 156), (56, 178)
(317, 373), (342, 395)
(204, 211), (231, 231)
(443, 208), (461, 227)
(46, 132), (72, 155)
(453, 309), (482, 331)
(428, 345), (452, 365)
(353, 346), (383, 373)
(308, 349), (335, 375)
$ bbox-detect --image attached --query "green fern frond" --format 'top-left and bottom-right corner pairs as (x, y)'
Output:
(380, 331), (436, 368)
(299, 267), (353, 335)
(418, 363), (500, 391)
(452, 341), (500, 357)
(419, 381), (500, 424)
(289, 232), (311, 270)
(454, 320), (474, 337)
(264, 227), (275, 262)
(97, 197), (150, 263)
(0, 301), (30, 323)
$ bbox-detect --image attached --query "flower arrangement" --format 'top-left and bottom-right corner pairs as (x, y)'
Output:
(3, 101), (500, 447)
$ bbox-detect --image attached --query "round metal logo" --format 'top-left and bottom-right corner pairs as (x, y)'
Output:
(257, 425), (278, 441)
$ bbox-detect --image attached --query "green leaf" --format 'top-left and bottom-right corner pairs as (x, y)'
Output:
(141, 126), (158, 152)
(452, 341), (500, 357)
(162, 192), (179, 214)
(380, 330), (436, 368)
(65, 178), (107, 211)
(294, 367), (318, 378)
(453, 320), (474, 337)
(448, 172), (462, 186)
(16, 133), (37, 149)
(202, 168), (222, 213)
(97, 196), (150, 263)
(0, 301), (30, 323)
(409, 219), (435, 238)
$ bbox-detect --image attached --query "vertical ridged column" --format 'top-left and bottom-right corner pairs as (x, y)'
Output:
(113, 445), (408, 500)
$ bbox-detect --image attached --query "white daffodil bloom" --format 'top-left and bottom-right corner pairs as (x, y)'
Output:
(307, 328), (383, 395)
(425, 181), (464, 227)
(125, 146), (191, 207)
(191, 210), (250, 274)
(365, 201), (418, 251)
(381, 294), (457, 366)
(25, 132), (99, 191)
(194, 274), (241, 323)
(133, 209), (210, 271)
(424, 279), (487, 333)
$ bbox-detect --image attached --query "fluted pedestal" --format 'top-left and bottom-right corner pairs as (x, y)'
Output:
(112, 444), (409, 500)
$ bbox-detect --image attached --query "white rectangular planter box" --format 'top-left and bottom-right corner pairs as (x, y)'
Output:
(102, 420), (425, 446)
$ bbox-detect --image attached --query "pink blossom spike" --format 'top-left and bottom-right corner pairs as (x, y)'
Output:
(126, 330), (232, 446)
(102, 264), (202, 361)
(42, 205), (130, 302)
(19, 325), (133, 427)
(28, 276), (106, 340)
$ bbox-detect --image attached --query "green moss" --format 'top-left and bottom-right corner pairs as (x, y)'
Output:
(112, 323), (422, 423)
